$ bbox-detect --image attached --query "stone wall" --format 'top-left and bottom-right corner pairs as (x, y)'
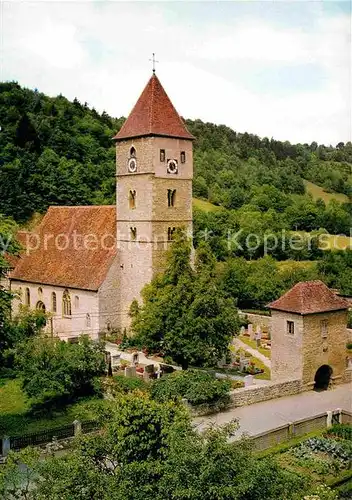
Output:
(347, 328), (352, 343)
(240, 312), (271, 334)
(342, 368), (352, 384)
(230, 379), (303, 407)
(98, 255), (121, 332)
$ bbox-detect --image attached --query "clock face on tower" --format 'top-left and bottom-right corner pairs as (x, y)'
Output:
(128, 158), (137, 173)
(167, 159), (178, 174)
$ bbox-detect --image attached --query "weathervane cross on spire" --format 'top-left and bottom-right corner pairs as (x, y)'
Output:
(149, 53), (159, 74)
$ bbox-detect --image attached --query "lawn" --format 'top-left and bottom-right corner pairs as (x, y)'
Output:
(239, 336), (271, 359)
(192, 198), (223, 213)
(0, 378), (105, 437)
(304, 179), (349, 204)
(252, 357), (271, 380)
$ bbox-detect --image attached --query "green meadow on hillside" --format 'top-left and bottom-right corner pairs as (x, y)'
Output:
(304, 179), (349, 204)
(193, 198), (223, 213)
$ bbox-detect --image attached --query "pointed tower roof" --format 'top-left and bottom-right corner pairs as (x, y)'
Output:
(268, 280), (349, 315)
(114, 74), (194, 141)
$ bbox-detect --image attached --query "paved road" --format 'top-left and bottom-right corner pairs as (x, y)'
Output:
(194, 383), (352, 437)
(233, 338), (271, 368)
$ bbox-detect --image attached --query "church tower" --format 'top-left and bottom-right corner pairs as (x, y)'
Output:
(114, 73), (194, 330)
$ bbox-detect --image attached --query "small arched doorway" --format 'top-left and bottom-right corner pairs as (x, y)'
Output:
(314, 365), (332, 391)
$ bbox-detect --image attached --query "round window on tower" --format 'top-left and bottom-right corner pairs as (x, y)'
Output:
(167, 159), (178, 174)
(128, 158), (137, 173)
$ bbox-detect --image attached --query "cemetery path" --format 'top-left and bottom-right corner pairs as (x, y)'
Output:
(193, 383), (352, 437)
(233, 338), (271, 368)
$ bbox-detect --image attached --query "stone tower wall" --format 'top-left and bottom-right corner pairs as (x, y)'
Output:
(271, 310), (304, 382)
(116, 136), (193, 331)
(302, 310), (348, 388)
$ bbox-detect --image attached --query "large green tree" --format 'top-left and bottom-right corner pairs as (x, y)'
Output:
(14, 335), (106, 409)
(131, 234), (240, 369)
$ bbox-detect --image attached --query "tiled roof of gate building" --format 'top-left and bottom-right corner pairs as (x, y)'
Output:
(10, 206), (117, 291)
(114, 73), (194, 141)
(268, 280), (349, 315)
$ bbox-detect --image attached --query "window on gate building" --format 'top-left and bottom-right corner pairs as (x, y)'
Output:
(321, 319), (328, 338)
(287, 320), (295, 335)
(63, 289), (72, 317)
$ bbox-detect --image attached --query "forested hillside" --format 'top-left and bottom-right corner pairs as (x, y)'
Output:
(0, 81), (351, 232)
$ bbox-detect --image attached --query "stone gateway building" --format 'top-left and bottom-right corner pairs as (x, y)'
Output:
(269, 281), (350, 390)
(10, 73), (194, 340)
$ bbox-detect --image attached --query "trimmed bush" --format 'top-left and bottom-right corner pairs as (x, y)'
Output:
(150, 369), (231, 410)
(325, 424), (352, 441)
(112, 375), (149, 394)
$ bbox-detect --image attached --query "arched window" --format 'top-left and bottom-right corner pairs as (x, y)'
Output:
(75, 296), (79, 309)
(17, 287), (22, 303)
(130, 146), (136, 158)
(167, 189), (176, 207)
(62, 289), (72, 317)
(130, 227), (137, 241)
(38, 287), (43, 298)
(167, 227), (176, 241)
(51, 292), (57, 313)
(36, 301), (46, 312)
(86, 313), (91, 328)
(25, 288), (31, 307)
(129, 190), (136, 209)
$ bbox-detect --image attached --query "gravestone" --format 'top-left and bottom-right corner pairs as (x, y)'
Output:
(125, 366), (136, 378)
(239, 358), (250, 372)
(1, 437), (10, 457)
(244, 375), (254, 387)
(248, 324), (254, 340)
(73, 419), (82, 436)
(112, 355), (121, 369)
(240, 326), (245, 336)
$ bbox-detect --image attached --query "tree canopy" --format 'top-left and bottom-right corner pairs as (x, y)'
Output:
(0, 393), (308, 500)
(131, 233), (240, 369)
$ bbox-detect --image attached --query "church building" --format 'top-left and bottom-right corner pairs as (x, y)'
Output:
(10, 73), (194, 341)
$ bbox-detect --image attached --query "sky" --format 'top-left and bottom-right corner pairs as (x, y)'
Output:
(1, 1), (351, 145)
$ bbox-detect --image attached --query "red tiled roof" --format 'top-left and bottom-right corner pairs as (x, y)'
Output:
(10, 206), (116, 291)
(114, 74), (194, 141)
(268, 280), (349, 315)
